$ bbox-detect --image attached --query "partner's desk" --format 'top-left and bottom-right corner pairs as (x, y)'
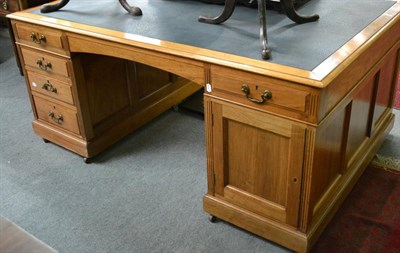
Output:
(7, 0), (400, 252)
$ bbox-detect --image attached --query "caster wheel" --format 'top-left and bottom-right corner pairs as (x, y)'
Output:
(83, 157), (92, 164)
(172, 105), (179, 112)
(43, 138), (50, 143)
(208, 215), (217, 223)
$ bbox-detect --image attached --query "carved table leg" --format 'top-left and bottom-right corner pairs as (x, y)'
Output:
(198, 0), (270, 59)
(280, 0), (319, 23)
(40, 0), (143, 16)
(119, 0), (143, 16)
(198, 0), (237, 24)
(40, 0), (70, 13)
(258, 0), (271, 59)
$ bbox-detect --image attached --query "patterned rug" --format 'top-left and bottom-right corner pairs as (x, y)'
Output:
(372, 154), (400, 174)
(312, 166), (400, 252)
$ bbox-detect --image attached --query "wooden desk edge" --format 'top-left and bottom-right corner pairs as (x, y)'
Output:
(313, 2), (400, 84)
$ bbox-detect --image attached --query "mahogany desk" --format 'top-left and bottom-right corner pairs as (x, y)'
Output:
(7, 0), (400, 252)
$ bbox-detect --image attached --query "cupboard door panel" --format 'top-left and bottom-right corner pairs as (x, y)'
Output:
(210, 99), (306, 227)
(372, 52), (397, 131)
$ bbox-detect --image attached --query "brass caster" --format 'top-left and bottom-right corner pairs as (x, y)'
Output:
(83, 157), (92, 164)
(208, 215), (217, 223)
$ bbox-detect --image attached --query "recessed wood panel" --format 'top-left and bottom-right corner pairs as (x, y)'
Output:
(372, 52), (397, 130)
(79, 54), (132, 126)
(311, 109), (346, 208)
(346, 74), (375, 164)
(226, 119), (289, 206)
(210, 99), (305, 227)
(135, 63), (173, 100)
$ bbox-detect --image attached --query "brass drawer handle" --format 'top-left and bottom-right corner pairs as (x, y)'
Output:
(30, 32), (46, 44)
(2, 0), (8, 10)
(42, 81), (57, 93)
(36, 58), (52, 71)
(241, 84), (272, 104)
(48, 111), (63, 124)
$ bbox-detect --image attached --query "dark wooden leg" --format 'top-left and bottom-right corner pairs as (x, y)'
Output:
(119, 0), (142, 16)
(40, 0), (70, 13)
(198, 0), (238, 24)
(258, 0), (271, 59)
(40, 0), (143, 16)
(280, 0), (319, 24)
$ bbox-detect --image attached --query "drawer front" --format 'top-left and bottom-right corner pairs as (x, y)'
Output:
(210, 65), (311, 114)
(14, 21), (66, 54)
(21, 47), (70, 77)
(27, 70), (74, 105)
(33, 96), (80, 135)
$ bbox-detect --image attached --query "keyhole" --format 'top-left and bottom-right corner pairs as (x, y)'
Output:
(293, 177), (298, 183)
(255, 85), (259, 90)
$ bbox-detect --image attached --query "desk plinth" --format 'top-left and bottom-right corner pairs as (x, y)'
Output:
(7, 2), (400, 251)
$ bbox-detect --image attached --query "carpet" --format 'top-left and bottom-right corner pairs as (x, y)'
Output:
(0, 216), (58, 253)
(312, 165), (400, 253)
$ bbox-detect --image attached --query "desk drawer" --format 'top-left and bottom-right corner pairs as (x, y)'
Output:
(21, 47), (70, 78)
(27, 70), (74, 105)
(14, 21), (67, 55)
(33, 96), (80, 135)
(209, 65), (311, 114)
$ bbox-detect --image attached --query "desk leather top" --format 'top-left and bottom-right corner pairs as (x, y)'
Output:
(30, 0), (395, 70)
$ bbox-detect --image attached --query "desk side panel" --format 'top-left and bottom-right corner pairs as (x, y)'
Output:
(317, 14), (400, 122)
(301, 44), (399, 249)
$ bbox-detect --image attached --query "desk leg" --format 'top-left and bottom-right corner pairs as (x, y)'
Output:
(198, 0), (270, 59)
(40, 0), (142, 16)
(280, 0), (319, 23)
(258, 0), (271, 59)
(198, 0), (237, 24)
(119, 0), (142, 16)
(40, 0), (70, 13)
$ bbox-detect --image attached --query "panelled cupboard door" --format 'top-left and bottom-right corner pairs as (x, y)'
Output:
(208, 99), (306, 227)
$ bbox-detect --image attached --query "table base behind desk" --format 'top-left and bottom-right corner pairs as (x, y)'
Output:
(7, 1), (400, 252)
